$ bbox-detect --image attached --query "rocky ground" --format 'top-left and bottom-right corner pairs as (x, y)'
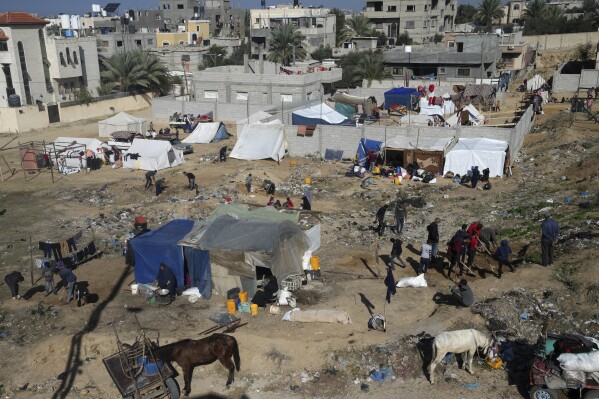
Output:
(0, 68), (598, 399)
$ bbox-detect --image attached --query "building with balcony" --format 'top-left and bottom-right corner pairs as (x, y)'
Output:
(0, 12), (100, 108)
(497, 31), (530, 71)
(249, 6), (336, 58)
(499, 0), (526, 25)
(364, 0), (457, 44)
(156, 20), (211, 47)
(384, 33), (501, 82)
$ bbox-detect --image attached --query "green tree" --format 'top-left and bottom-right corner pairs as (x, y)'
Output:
(455, 4), (477, 24)
(96, 83), (114, 96)
(310, 45), (332, 62)
(351, 50), (390, 87)
(100, 49), (172, 94)
(433, 33), (444, 44)
(574, 42), (594, 61)
(267, 24), (307, 66)
(74, 86), (94, 105)
(474, 0), (505, 30)
(225, 41), (250, 66)
(330, 8), (346, 46)
(397, 31), (413, 45)
(203, 45), (228, 68)
(46, 24), (61, 37)
(523, 0), (546, 21)
(342, 15), (374, 42)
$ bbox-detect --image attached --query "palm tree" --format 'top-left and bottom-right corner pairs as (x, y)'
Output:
(351, 51), (390, 87)
(342, 15), (374, 42)
(522, 0), (546, 21)
(474, 0), (505, 29)
(543, 5), (566, 27)
(100, 49), (171, 94)
(267, 24), (307, 66)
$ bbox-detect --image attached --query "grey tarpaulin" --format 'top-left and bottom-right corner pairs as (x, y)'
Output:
(325, 149), (344, 161)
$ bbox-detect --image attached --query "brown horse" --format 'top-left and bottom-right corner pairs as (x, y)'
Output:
(152, 333), (240, 396)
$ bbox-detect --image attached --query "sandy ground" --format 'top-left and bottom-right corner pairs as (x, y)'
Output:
(0, 66), (598, 399)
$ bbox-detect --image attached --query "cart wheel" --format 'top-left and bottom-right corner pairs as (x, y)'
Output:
(582, 390), (599, 399)
(165, 377), (180, 399)
(529, 386), (558, 399)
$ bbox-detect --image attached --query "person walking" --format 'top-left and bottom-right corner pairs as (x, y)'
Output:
(419, 239), (432, 274)
(495, 239), (514, 278)
(466, 233), (479, 276)
(145, 170), (157, 189)
(447, 234), (464, 279)
(58, 267), (77, 303)
(455, 224), (469, 264)
(42, 263), (56, 296)
(393, 201), (407, 235)
(479, 227), (498, 251)
(374, 205), (389, 237)
(451, 279), (475, 307)
(4, 271), (24, 300)
(426, 218), (440, 259)
(182, 171), (196, 191)
(541, 213), (559, 266)
(245, 174), (252, 194)
(471, 166), (481, 189)
(388, 238), (406, 269)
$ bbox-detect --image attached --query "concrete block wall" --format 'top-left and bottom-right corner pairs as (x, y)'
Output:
(524, 32), (599, 51)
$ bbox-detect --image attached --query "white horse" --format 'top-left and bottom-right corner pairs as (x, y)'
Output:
(428, 329), (493, 384)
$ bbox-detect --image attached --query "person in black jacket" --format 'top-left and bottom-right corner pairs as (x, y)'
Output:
(471, 166), (481, 189)
(4, 271), (24, 300)
(388, 238), (406, 269)
(374, 205), (389, 237)
(427, 218), (441, 260)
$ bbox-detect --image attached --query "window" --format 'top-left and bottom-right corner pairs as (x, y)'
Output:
(17, 42), (32, 105)
(179, 41), (184, 45)
(0, 41), (7, 52)
(236, 92), (248, 101)
(513, 4), (520, 10)
(431, 19), (437, 27)
(281, 94), (292, 102)
(147, 39), (154, 45)
(447, 41), (455, 48)
(163, 4), (170, 9)
(60, 52), (67, 66)
(73, 51), (78, 64)
(156, 14), (161, 20)
(423, 20), (428, 28)
(177, 4), (184, 9)
(66, 47), (72, 64)
(204, 90), (218, 99)
(457, 68), (470, 77)
(101, 40), (109, 47)
(2, 64), (14, 97)
(457, 42), (464, 52)
(388, 5), (397, 11)
(438, 67), (446, 74)
(162, 41), (170, 46)
(117, 40), (123, 47)
(38, 29), (52, 91)
(425, 4), (429, 10)
(392, 67), (404, 75)
(135, 40), (142, 46)
(407, 5), (416, 11)
(405, 21), (415, 29)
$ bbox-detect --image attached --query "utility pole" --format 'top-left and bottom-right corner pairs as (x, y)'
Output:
(480, 42), (484, 82)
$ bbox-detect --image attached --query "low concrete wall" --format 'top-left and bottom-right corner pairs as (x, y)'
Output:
(524, 32), (599, 51)
(0, 105), (49, 134)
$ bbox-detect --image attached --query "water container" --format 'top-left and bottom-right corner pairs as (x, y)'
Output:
(227, 299), (236, 314)
(310, 256), (320, 271)
(251, 303), (259, 316)
(238, 291), (248, 303)
(8, 94), (21, 108)
(305, 177), (311, 184)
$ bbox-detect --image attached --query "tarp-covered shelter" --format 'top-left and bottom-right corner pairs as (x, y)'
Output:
(123, 138), (184, 171)
(98, 112), (147, 138)
(230, 124), (286, 161)
(356, 138), (383, 163)
(52, 137), (106, 155)
(445, 104), (485, 127)
(331, 91), (375, 115)
(130, 219), (212, 299)
(383, 136), (453, 173)
(179, 215), (310, 296)
(182, 122), (229, 144)
(291, 103), (352, 126)
(46, 137), (108, 171)
(527, 74), (546, 91)
(383, 88), (420, 110)
(443, 138), (508, 177)
(208, 203), (300, 223)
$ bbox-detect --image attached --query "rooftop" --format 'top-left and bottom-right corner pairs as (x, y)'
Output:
(0, 28), (8, 40)
(0, 12), (49, 25)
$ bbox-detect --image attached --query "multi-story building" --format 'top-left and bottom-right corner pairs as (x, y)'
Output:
(96, 32), (158, 57)
(159, 0), (199, 29)
(201, 0), (244, 38)
(156, 20), (210, 47)
(249, 6), (336, 58)
(364, 0), (457, 44)
(0, 12), (101, 107)
(499, 0), (526, 25)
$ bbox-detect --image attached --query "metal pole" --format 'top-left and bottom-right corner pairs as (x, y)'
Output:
(29, 236), (34, 285)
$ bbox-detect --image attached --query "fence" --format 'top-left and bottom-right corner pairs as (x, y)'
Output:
(524, 32), (599, 51)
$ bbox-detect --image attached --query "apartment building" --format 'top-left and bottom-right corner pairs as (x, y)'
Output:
(364, 0), (457, 44)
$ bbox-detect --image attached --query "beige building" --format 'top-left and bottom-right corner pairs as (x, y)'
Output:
(156, 20), (210, 48)
(364, 0), (457, 44)
(499, 0), (526, 25)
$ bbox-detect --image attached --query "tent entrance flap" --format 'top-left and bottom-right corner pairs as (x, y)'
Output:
(412, 149), (444, 174)
(384, 148), (406, 168)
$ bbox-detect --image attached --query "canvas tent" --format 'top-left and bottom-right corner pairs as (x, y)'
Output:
(229, 124), (286, 161)
(179, 215), (310, 297)
(98, 112), (147, 138)
(182, 122), (229, 144)
(130, 219), (213, 299)
(47, 137), (107, 170)
(383, 136), (453, 173)
(384, 88), (420, 110)
(443, 138), (508, 177)
(356, 138), (383, 163)
(291, 103), (352, 126)
(122, 138), (184, 171)
(445, 104), (485, 127)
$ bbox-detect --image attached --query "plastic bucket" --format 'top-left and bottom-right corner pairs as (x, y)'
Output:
(250, 303), (258, 316)
(227, 299), (237, 314)
(305, 177), (311, 184)
(238, 291), (248, 303)
(130, 284), (139, 295)
(310, 256), (320, 271)
(394, 176), (402, 185)
(374, 166), (380, 174)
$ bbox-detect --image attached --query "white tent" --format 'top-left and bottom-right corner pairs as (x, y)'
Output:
(182, 122), (229, 144)
(291, 103), (350, 125)
(52, 137), (106, 156)
(384, 136), (453, 152)
(236, 111), (273, 125)
(122, 139), (184, 171)
(443, 138), (508, 177)
(445, 104), (485, 127)
(229, 124), (286, 161)
(98, 112), (147, 138)
(527, 74), (546, 91)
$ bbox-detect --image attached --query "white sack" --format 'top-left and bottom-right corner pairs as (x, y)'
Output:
(396, 273), (428, 288)
(558, 350), (599, 372)
(289, 309), (352, 324)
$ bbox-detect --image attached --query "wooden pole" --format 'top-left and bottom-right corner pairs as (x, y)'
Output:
(29, 237), (34, 285)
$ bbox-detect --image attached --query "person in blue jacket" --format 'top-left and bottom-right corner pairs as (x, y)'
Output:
(59, 267), (77, 303)
(541, 213), (560, 266)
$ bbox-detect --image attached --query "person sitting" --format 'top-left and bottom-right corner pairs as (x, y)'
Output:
(273, 200), (282, 209)
(267, 196), (275, 206)
(156, 263), (176, 299)
(155, 178), (166, 196)
(219, 146), (228, 162)
(266, 182), (276, 195)
(451, 279), (474, 308)
(251, 276), (279, 307)
(283, 197), (294, 208)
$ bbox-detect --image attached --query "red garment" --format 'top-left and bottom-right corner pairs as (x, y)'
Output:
(468, 235), (479, 249)
(367, 150), (377, 162)
(286, 199), (294, 208)
(467, 222), (481, 237)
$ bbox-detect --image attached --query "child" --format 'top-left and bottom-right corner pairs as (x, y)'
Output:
(419, 239), (432, 274)
(42, 262), (56, 296)
(495, 239), (514, 278)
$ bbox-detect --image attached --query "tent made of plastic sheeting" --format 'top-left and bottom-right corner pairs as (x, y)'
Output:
(51, 137), (106, 155)
(182, 122), (230, 144)
(235, 111), (273, 125)
(335, 102), (356, 118)
(208, 203), (300, 223)
(527, 74), (546, 91)
(443, 138), (508, 177)
(291, 103), (352, 126)
(383, 87), (421, 110)
(130, 219), (213, 299)
(122, 139), (184, 171)
(181, 215), (310, 297)
(229, 124), (286, 161)
(445, 104), (485, 127)
(98, 112), (147, 138)
(46, 137), (108, 170)
(356, 138), (383, 163)
(383, 136), (453, 174)
(331, 91), (375, 114)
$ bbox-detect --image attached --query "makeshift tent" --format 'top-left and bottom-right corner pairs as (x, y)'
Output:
(335, 102), (357, 118)
(331, 91), (375, 115)
(230, 124), (286, 161)
(443, 138), (508, 177)
(46, 137), (107, 171)
(527, 74), (546, 91)
(130, 219), (212, 299)
(208, 203), (300, 223)
(52, 137), (106, 155)
(179, 215), (310, 297)
(98, 112), (147, 138)
(356, 138), (383, 164)
(445, 104), (485, 127)
(419, 98), (445, 116)
(122, 138), (184, 171)
(236, 111), (273, 125)
(383, 88), (420, 110)
(182, 122), (229, 144)
(291, 103), (352, 125)
(383, 136), (453, 173)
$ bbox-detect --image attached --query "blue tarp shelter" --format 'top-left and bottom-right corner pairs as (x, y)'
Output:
(356, 138), (383, 163)
(383, 88), (421, 110)
(130, 219), (212, 299)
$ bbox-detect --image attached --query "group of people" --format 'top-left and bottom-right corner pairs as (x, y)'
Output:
(4, 264), (78, 303)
